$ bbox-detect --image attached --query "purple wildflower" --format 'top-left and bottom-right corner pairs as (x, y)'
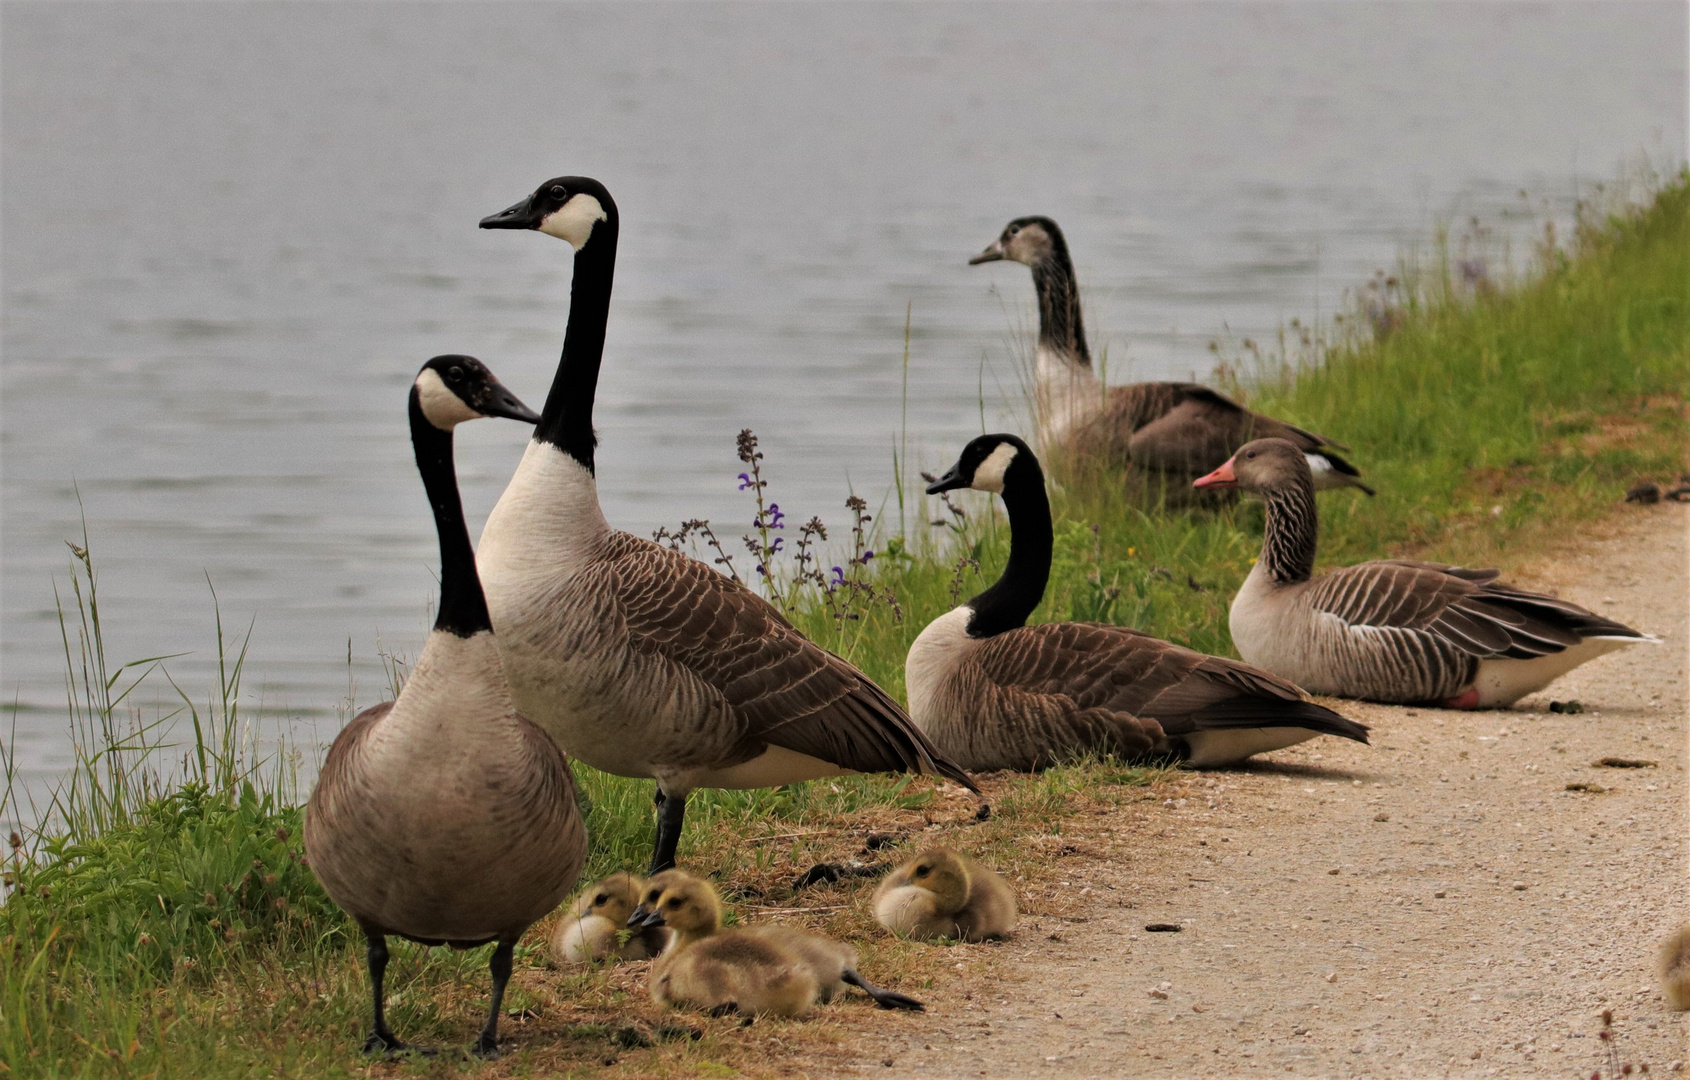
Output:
(738, 473), (753, 491)
(831, 566), (846, 585)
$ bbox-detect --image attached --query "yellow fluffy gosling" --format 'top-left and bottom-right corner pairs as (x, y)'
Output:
(551, 872), (668, 965)
(1663, 923), (1690, 1011)
(873, 847), (1017, 942)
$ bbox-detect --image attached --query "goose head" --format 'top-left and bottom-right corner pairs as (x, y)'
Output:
(412, 354), (540, 431)
(479, 175), (618, 251)
(894, 848), (972, 913)
(569, 871), (645, 925)
(969, 216), (1064, 268)
(1192, 437), (1310, 494)
(629, 870), (723, 936)
(926, 434), (1039, 496)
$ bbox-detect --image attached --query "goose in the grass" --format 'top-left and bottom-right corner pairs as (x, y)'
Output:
(1194, 437), (1658, 707)
(969, 216), (1372, 495)
(475, 176), (976, 875)
(304, 356), (587, 1058)
(551, 872), (669, 965)
(872, 847), (1018, 943)
(909, 434), (1369, 769)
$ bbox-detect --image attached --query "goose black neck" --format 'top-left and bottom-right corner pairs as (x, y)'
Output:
(409, 394), (492, 637)
(1260, 475), (1319, 585)
(534, 224), (619, 472)
(1030, 245), (1089, 366)
(966, 462), (1054, 638)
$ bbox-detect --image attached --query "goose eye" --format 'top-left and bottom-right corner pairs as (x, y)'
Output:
(665, 897), (681, 908)
(594, 894), (608, 905)
(1245, 451), (1257, 459)
(914, 865), (930, 877)
(447, 365), (464, 383)
(1007, 225), (1020, 237)
(550, 184), (567, 199)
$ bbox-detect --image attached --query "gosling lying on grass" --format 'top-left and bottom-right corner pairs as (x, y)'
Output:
(632, 870), (924, 1016)
(552, 872), (669, 965)
(873, 847), (1017, 942)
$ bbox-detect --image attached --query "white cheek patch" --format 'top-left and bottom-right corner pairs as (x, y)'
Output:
(415, 368), (482, 430)
(539, 194), (608, 249)
(971, 443), (1019, 493)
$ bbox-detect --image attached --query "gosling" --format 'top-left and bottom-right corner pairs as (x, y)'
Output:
(1663, 922), (1690, 1011)
(552, 872), (669, 965)
(872, 848), (1017, 942)
(633, 870), (923, 1014)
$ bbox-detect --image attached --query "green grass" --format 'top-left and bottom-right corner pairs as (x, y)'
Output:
(3, 170), (1686, 1078)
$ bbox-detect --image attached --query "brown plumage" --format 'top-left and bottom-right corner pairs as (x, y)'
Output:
(872, 847), (1017, 942)
(1662, 923), (1690, 1011)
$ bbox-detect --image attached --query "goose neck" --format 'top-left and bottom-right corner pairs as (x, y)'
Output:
(409, 395), (493, 637)
(1030, 252), (1089, 367)
(967, 465), (1053, 637)
(535, 227), (619, 472)
(1260, 480), (1318, 585)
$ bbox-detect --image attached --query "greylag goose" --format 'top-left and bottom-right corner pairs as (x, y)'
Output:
(970, 216), (1372, 494)
(908, 434), (1368, 769)
(305, 356), (587, 1058)
(474, 176), (975, 875)
(872, 847), (1017, 942)
(632, 870), (923, 1012)
(1195, 437), (1657, 706)
(551, 872), (668, 965)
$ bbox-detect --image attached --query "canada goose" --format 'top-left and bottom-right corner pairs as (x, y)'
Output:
(631, 869), (924, 1012)
(551, 872), (668, 965)
(872, 847), (1017, 942)
(1195, 438), (1657, 707)
(475, 176), (976, 874)
(908, 434), (1369, 770)
(969, 217), (1372, 495)
(632, 871), (818, 1018)
(304, 356), (587, 1058)
(1662, 923), (1690, 1011)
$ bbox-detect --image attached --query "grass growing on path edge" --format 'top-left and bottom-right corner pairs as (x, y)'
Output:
(3, 172), (1686, 1079)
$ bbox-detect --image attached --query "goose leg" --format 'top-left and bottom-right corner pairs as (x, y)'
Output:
(472, 939), (516, 1059)
(649, 788), (688, 874)
(841, 968), (926, 1011)
(362, 931), (406, 1054)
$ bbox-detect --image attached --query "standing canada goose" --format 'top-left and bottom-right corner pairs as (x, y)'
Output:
(305, 356), (587, 1058)
(909, 434), (1368, 770)
(551, 872), (669, 965)
(1195, 438), (1657, 706)
(871, 847), (1017, 942)
(475, 176), (976, 874)
(969, 216), (1372, 494)
(631, 870), (922, 1012)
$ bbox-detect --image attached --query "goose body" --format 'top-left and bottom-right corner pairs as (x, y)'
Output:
(476, 177), (974, 874)
(907, 435), (1368, 771)
(1197, 438), (1656, 707)
(970, 217), (1371, 494)
(305, 357), (586, 1057)
(872, 847), (1017, 942)
(551, 872), (668, 965)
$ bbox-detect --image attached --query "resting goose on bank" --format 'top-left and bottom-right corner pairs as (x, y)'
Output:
(909, 434), (1368, 769)
(475, 176), (975, 875)
(872, 847), (1017, 942)
(969, 216), (1372, 494)
(305, 356), (587, 1058)
(1194, 437), (1656, 706)
(551, 872), (668, 965)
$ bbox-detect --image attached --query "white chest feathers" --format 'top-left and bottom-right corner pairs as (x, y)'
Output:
(905, 606), (979, 728)
(477, 441), (611, 606)
(1033, 345), (1102, 442)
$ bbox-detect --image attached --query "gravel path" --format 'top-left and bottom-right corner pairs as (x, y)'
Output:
(830, 504), (1688, 1079)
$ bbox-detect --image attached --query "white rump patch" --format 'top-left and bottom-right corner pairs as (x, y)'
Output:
(972, 443), (1019, 493)
(415, 368), (482, 430)
(1179, 726), (1319, 767)
(539, 194), (608, 249)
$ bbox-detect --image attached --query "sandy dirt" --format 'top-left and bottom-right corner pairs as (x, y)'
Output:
(823, 504), (1689, 1079)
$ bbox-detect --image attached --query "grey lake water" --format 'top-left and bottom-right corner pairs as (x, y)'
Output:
(3, 2), (1686, 799)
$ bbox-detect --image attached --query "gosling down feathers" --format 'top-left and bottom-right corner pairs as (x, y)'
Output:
(474, 176), (975, 875)
(908, 435), (1368, 770)
(551, 872), (669, 965)
(872, 847), (1017, 942)
(1195, 438), (1657, 707)
(969, 216), (1371, 495)
(632, 870), (923, 1015)
(304, 357), (587, 1058)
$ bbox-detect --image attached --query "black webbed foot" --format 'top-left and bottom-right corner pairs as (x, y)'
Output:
(842, 969), (926, 1011)
(470, 1034), (501, 1060)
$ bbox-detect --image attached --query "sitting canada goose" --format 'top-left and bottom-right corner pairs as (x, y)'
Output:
(969, 216), (1371, 494)
(872, 847), (1017, 942)
(475, 176), (975, 874)
(1195, 437), (1657, 706)
(632, 870), (923, 1011)
(551, 872), (668, 965)
(305, 356), (587, 1058)
(909, 434), (1369, 769)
